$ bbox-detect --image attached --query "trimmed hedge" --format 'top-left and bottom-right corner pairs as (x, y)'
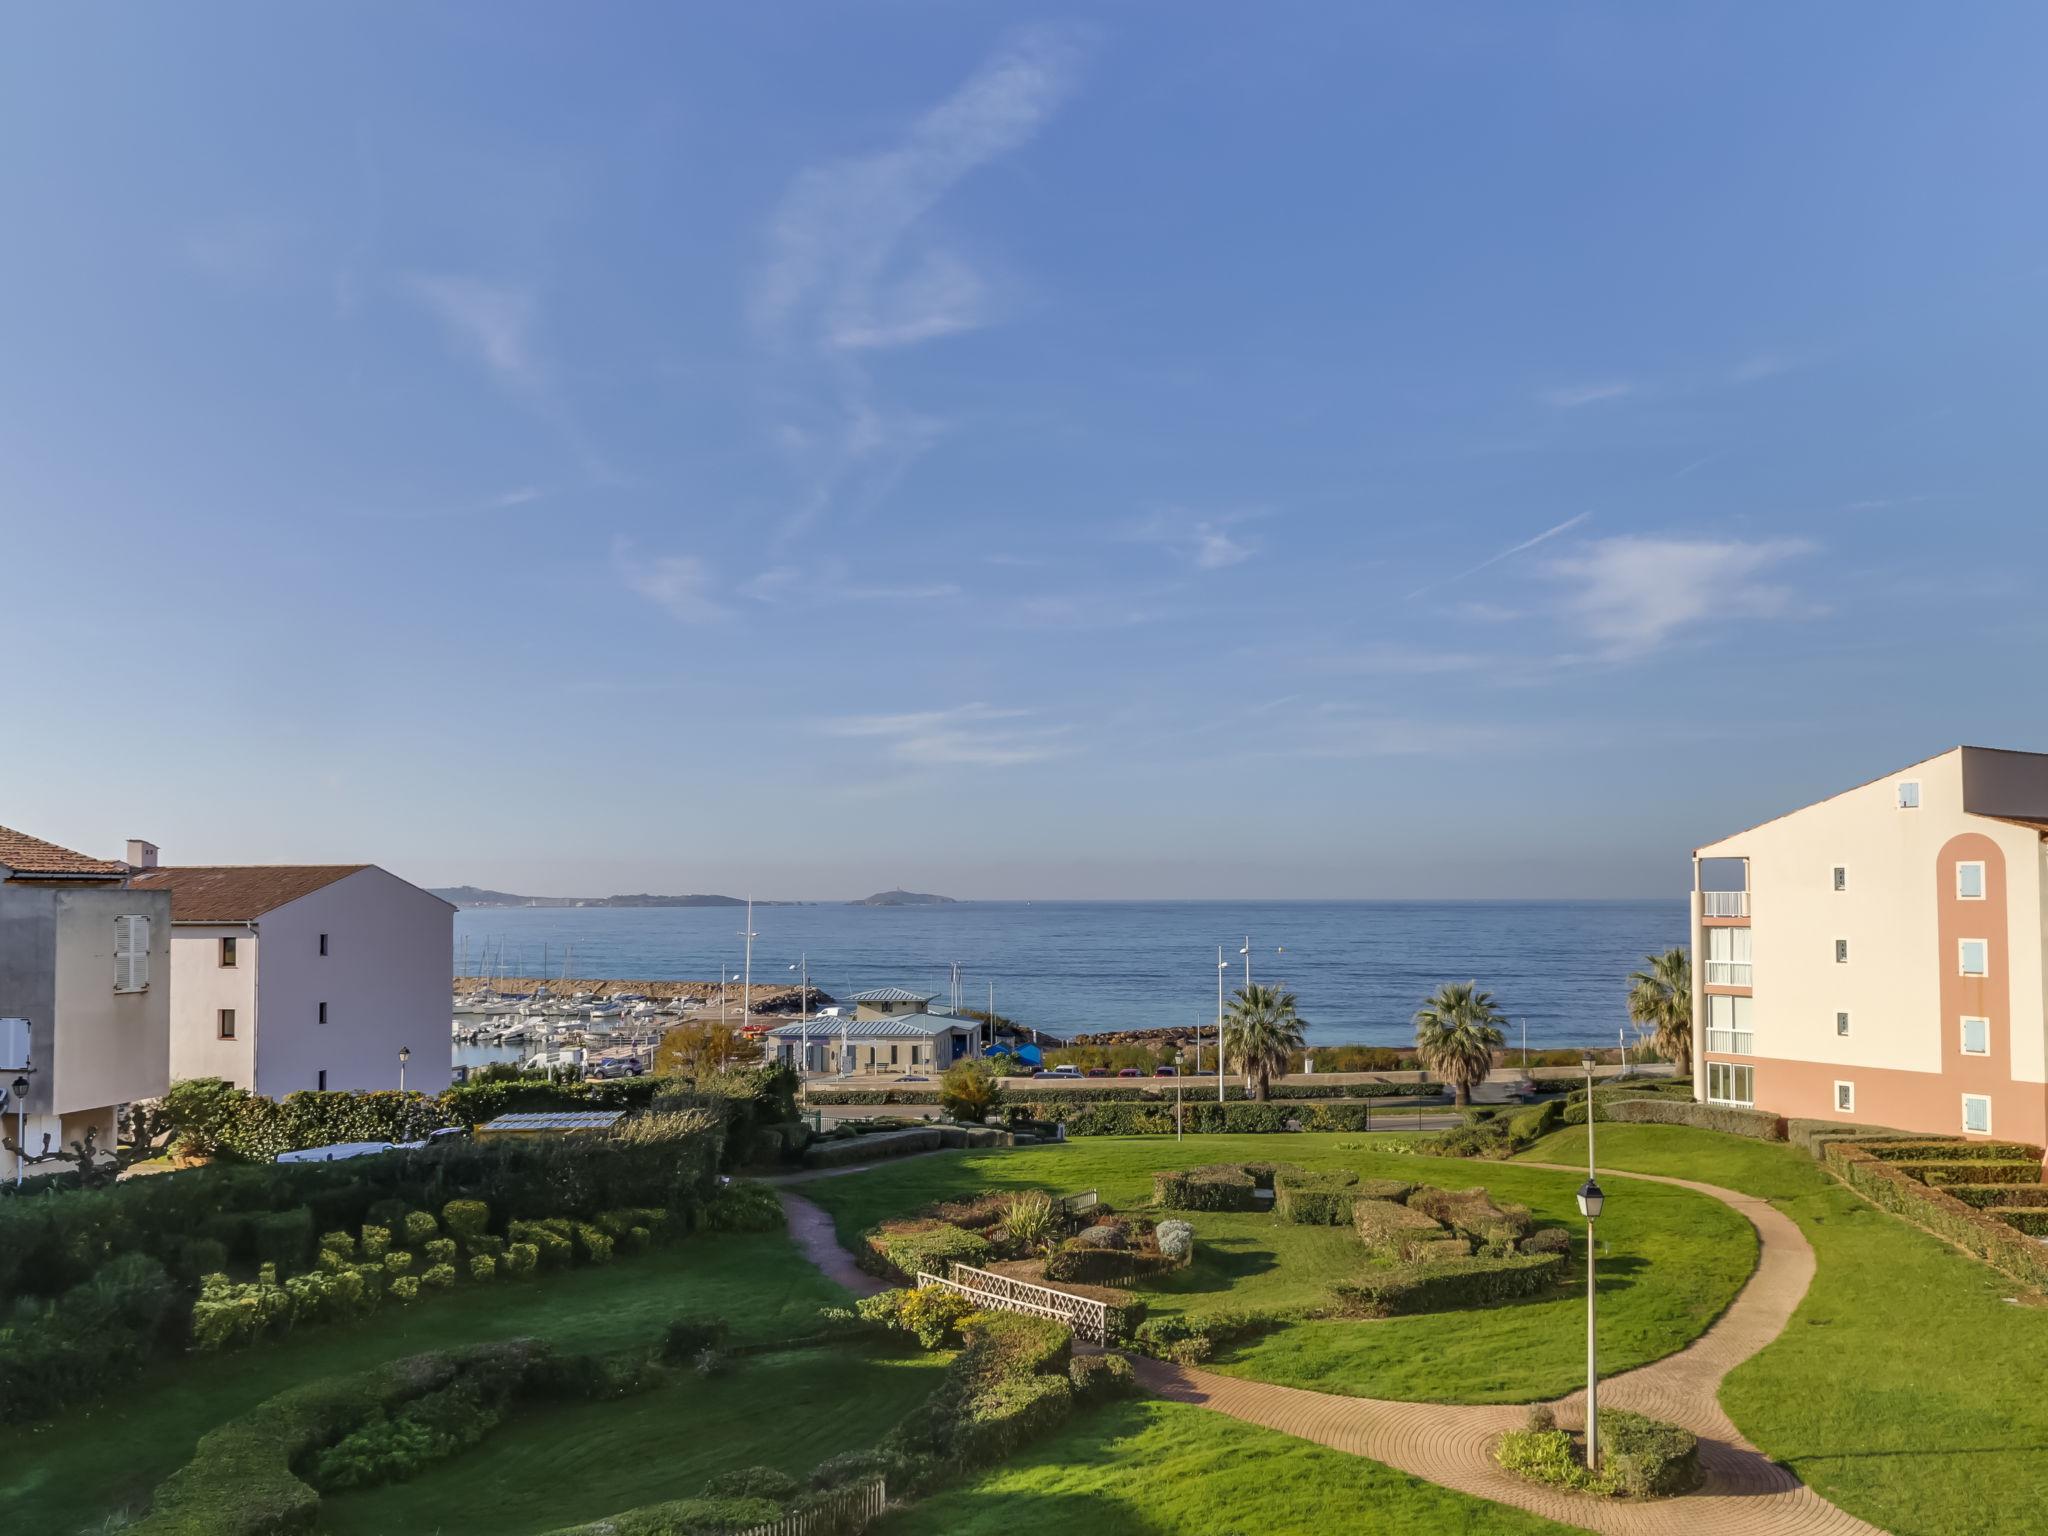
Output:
(1894, 1160), (2041, 1187)
(1048, 1099), (1430, 1136)
(1825, 1142), (2048, 1294)
(1272, 1171), (1360, 1225)
(1602, 1099), (1787, 1140)
(1353, 1199), (1446, 1260)
(801, 1127), (944, 1169)
(807, 1081), (1426, 1107)
(1497, 1408), (1699, 1498)
(1948, 1184), (2048, 1209)
(1858, 1138), (2046, 1164)
(1991, 1207), (2048, 1236)
(861, 1221), (991, 1282)
(1331, 1251), (1566, 1318)
(1154, 1165), (1259, 1211)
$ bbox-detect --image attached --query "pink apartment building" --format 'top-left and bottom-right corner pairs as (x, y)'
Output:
(1692, 746), (2048, 1144)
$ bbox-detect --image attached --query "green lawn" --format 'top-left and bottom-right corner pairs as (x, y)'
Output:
(319, 1342), (947, 1536)
(1, 1231), (854, 1533)
(1518, 1124), (2048, 1536)
(881, 1398), (1579, 1536)
(800, 1133), (1755, 1402)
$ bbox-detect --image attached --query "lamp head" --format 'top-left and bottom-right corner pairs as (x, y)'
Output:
(398, 1045), (411, 1064)
(1576, 1177), (1605, 1220)
(1581, 1052), (1596, 1075)
(10, 1075), (27, 1102)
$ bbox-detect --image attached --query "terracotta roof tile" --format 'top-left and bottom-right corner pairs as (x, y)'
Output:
(128, 865), (370, 921)
(0, 824), (128, 877)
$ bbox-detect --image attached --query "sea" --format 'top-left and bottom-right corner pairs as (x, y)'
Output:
(453, 900), (1684, 1053)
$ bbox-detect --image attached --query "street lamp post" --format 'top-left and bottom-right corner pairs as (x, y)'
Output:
(398, 1045), (411, 1093)
(1578, 1050), (1603, 1472)
(1216, 949), (1230, 1104)
(739, 900), (756, 1029)
(790, 955), (810, 1086)
(10, 1074), (29, 1189)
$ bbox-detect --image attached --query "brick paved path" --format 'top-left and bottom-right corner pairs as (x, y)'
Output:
(776, 1159), (1888, 1534)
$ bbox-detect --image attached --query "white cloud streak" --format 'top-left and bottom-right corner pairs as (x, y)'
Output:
(1544, 535), (1814, 654)
(1538, 381), (1634, 409)
(1406, 511), (1590, 599)
(614, 540), (728, 624)
(405, 274), (541, 393)
(819, 703), (1070, 766)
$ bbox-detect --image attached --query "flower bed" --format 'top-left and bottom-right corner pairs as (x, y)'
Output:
(1496, 1406), (1700, 1498)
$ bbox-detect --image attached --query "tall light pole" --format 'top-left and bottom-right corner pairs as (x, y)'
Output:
(1579, 1050), (1604, 1473)
(790, 955), (809, 1080)
(10, 1074), (29, 1190)
(1240, 936), (1252, 990)
(739, 900), (756, 1028)
(1217, 949), (1230, 1103)
(398, 1045), (411, 1093)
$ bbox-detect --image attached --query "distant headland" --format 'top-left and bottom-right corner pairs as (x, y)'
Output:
(853, 889), (958, 906)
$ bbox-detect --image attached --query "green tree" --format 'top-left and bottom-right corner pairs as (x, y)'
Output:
(940, 1057), (1005, 1123)
(1222, 985), (1308, 1101)
(1412, 981), (1508, 1106)
(1627, 947), (1693, 1074)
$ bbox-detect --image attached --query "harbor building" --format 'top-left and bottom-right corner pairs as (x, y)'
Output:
(768, 987), (980, 1075)
(128, 847), (454, 1097)
(0, 825), (171, 1178)
(1692, 746), (2048, 1144)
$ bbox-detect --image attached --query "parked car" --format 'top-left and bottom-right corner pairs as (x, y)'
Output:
(1085, 1067), (1111, 1077)
(1116, 1067), (1143, 1078)
(894, 1074), (931, 1083)
(1046, 1064), (1085, 1079)
(1153, 1066), (1178, 1076)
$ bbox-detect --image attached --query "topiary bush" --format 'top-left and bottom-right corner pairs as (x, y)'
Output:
(861, 1221), (992, 1283)
(1272, 1170), (1360, 1225)
(1331, 1252), (1566, 1317)
(1498, 1409), (1699, 1498)
(441, 1200), (490, 1241)
(1353, 1198), (1445, 1259)
(1069, 1352), (1137, 1400)
(1152, 1165), (1259, 1211)
(1154, 1218), (1195, 1264)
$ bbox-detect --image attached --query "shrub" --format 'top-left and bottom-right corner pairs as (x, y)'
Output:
(801, 1127), (944, 1169)
(1154, 1218), (1195, 1263)
(897, 1287), (979, 1349)
(1043, 1241), (1138, 1285)
(1273, 1171), (1359, 1225)
(319, 1230), (356, 1260)
(358, 1225), (392, 1262)
(573, 1224), (615, 1264)
(1153, 1165), (1258, 1211)
(389, 1276), (420, 1303)
(420, 1263), (458, 1291)
(660, 1314), (732, 1363)
(1069, 1352), (1137, 1400)
(861, 1221), (991, 1283)
(1949, 1184), (2048, 1209)
(502, 1242), (540, 1277)
(704, 1181), (783, 1233)
(939, 1058), (1005, 1123)
(250, 1209), (315, 1269)
(1332, 1252), (1566, 1317)
(1129, 1308), (1276, 1363)
(1519, 1226), (1571, 1256)
(468, 1254), (496, 1282)
(1495, 1410), (1697, 1498)
(1603, 1099), (1787, 1140)
(702, 1466), (800, 1502)
(441, 1200), (491, 1240)
(1408, 1187), (1532, 1243)
(1859, 1138), (2046, 1164)
(1355, 1178), (1416, 1202)
(385, 1250), (415, 1275)
(422, 1238), (456, 1268)
(1826, 1141), (2048, 1294)
(401, 1210), (440, 1245)
(1353, 1199), (1445, 1258)
(1001, 1191), (1057, 1252)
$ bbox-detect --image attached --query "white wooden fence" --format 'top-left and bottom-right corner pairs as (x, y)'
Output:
(917, 1261), (1110, 1344)
(733, 1477), (887, 1536)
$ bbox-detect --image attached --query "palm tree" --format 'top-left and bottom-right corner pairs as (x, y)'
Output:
(1412, 981), (1508, 1106)
(1628, 948), (1693, 1074)
(1223, 984), (1307, 1101)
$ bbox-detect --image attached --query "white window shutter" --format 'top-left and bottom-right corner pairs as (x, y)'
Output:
(114, 915), (151, 992)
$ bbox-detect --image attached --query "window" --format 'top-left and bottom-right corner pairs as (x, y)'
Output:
(1897, 780), (1921, 809)
(1705, 926), (1753, 986)
(1962, 1016), (1989, 1055)
(317, 1070), (328, 1092)
(319, 932), (329, 956)
(889, 1044), (899, 1066)
(1960, 938), (1988, 977)
(318, 1001), (328, 1025)
(1836, 1011), (1851, 1037)
(113, 914), (151, 993)
(1956, 862), (1986, 901)
(1835, 938), (1849, 964)
(217, 1008), (236, 1040)
(1708, 1062), (1755, 1106)
(1706, 994), (1754, 1055)
(1835, 1081), (1855, 1113)
(219, 936), (238, 968)
(1832, 865), (1846, 892)
(1963, 1094), (1992, 1135)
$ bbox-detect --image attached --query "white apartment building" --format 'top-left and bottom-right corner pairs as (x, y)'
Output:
(128, 846), (453, 1097)
(1692, 746), (2048, 1145)
(0, 825), (171, 1178)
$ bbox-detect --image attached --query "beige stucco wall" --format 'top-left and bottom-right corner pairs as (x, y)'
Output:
(166, 923), (259, 1087)
(1696, 748), (2048, 1090)
(48, 886), (171, 1115)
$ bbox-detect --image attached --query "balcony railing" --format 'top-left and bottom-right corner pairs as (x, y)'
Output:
(1705, 961), (1753, 987)
(1706, 1029), (1754, 1055)
(1702, 891), (1750, 918)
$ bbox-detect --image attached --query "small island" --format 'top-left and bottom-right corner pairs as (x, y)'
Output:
(853, 889), (957, 906)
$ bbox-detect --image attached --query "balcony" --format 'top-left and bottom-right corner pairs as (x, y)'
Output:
(1702, 890), (1750, 919)
(1705, 960), (1753, 987)
(1706, 1029), (1754, 1055)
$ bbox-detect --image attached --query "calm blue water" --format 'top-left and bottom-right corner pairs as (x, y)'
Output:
(453, 901), (1684, 1049)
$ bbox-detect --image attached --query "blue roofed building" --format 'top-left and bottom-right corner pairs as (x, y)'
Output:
(766, 986), (981, 1076)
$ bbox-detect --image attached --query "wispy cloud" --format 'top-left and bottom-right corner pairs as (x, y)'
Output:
(614, 539), (728, 624)
(819, 703), (1070, 767)
(1406, 511), (1590, 599)
(750, 26), (1088, 542)
(1729, 351), (1801, 384)
(1545, 535), (1815, 655)
(743, 565), (960, 603)
(405, 274), (541, 393)
(1128, 508), (1266, 571)
(1673, 448), (1736, 481)
(1538, 381), (1634, 409)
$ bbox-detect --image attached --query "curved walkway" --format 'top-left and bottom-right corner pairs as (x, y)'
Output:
(775, 1160), (1886, 1536)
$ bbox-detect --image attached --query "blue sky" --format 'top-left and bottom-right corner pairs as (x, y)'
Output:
(3, 5), (2045, 899)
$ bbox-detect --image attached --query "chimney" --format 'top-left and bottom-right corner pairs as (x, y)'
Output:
(127, 839), (159, 870)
